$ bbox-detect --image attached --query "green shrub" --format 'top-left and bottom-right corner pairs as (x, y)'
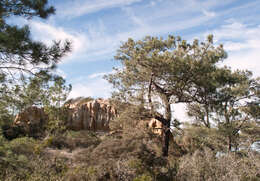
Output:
(133, 174), (153, 181)
(8, 137), (37, 155)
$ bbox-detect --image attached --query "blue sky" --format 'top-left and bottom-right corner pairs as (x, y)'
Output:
(11, 0), (260, 101)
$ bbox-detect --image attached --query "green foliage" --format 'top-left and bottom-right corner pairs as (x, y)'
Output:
(6, 73), (71, 112)
(107, 34), (260, 156)
(0, 0), (71, 129)
(0, 0), (55, 19)
(0, 126), (259, 181)
(106, 35), (230, 156)
(0, 74), (71, 139)
(0, 136), (37, 180)
(106, 34), (226, 107)
(133, 174), (153, 181)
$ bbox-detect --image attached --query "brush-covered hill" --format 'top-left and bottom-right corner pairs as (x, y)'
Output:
(0, 98), (259, 181)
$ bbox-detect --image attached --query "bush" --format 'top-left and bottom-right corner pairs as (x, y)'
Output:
(133, 174), (153, 181)
(176, 148), (260, 181)
(0, 137), (37, 180)
(47, 131), (101, 150)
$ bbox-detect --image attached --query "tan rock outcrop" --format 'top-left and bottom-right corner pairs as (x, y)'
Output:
(148, 118), (163, 135)
(139, 118), (163, 135)
(14, 106), (47, 128)
(12, 99), (164, 135)
(67, 99), (117, 131)
(12, 99), (117, 134)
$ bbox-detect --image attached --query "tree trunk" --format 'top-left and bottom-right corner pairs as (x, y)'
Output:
(162, 121), (171, 156)
(228, 136), (232, 152)
(151, 81), (172, 157)
(162, 96), (171, 157)
(205, 106), (210, 128)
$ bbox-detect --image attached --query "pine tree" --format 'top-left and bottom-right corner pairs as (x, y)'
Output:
(106, 35), (227, 156)
(0, 0), (71, 125)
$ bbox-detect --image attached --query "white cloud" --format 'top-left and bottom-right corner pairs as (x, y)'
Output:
(29, 20), (118, 64)
(202, 9), (216, 17)
(205, 22), (260, 77)
(68, 70), (115, 99)
(150, 1), (156, 6)
(122, 7), (147, 27)
(88, 71), (114, 79)
(84, 13), (214, 61)
(226, 50), (259, 77)
(29, 21), (88, 63)
(69, 77), (112, 99)
(32, 14), (214, 64)
(58, 0), (142, 18)
(28, 0), (226, 65)
(55, 69), (67, 79)
(223, 42), (249, 51)
(172, 103), (191, 122)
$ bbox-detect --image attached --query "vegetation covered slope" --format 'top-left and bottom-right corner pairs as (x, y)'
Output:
(0, 114), (259, 181)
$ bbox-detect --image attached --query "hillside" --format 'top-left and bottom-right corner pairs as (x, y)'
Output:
(0, 98), (260, 181)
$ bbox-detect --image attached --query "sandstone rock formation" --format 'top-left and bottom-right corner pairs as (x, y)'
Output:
(67, 99), (117, 131)
(10, 99), (117, 134)
(1, 106), (48, 139)
(148, 118), (163, 135)
(65, 97), (94, 109)
(14, 106), (47, 133)
(14, 106), (47, 126)
(9, 98), (163, 138)
(139, 118), (163, 135)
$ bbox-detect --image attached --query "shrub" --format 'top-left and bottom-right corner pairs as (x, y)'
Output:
(133, 174), (153, 181)
(176, 148), (260, 181)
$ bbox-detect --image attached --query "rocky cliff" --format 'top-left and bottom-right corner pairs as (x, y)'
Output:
(6, 98), (164, 139)
(67, 99), (117, 131)
(14, 106), (47, 128)
(11, 99), (117, 134)
(2, 107), (47, 139)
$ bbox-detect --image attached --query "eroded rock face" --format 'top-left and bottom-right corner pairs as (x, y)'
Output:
(11, 100), (164, 137)
(67, 99), (117, 131)
(14, 106), (47, 134)
(11, 99), (117, 134)
(148, 118), (163, 135)
(14, 106), (47, 127)
(138, 118), (163, 135)
(2, 106), (48, 139)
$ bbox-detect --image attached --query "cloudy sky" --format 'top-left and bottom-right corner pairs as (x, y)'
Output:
(8, 0), (260, 119)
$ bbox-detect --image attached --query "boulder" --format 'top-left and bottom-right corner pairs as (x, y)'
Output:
(148, 118), (163, 135)
(138, 118), (163, 135)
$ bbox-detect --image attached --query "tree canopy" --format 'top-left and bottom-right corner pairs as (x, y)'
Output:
(106, 35), (260, 156)
(0, 0), (70, 84)
(0, 0), (71, 124)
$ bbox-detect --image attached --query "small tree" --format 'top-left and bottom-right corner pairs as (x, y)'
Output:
(187, 68), (260, 152)
(106, 35), (227, 156)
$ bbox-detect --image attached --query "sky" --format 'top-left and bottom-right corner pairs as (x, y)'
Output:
(9, 0), (260, 120)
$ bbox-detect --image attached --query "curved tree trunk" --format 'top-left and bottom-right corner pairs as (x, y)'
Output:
(149, 79), (172, 156)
